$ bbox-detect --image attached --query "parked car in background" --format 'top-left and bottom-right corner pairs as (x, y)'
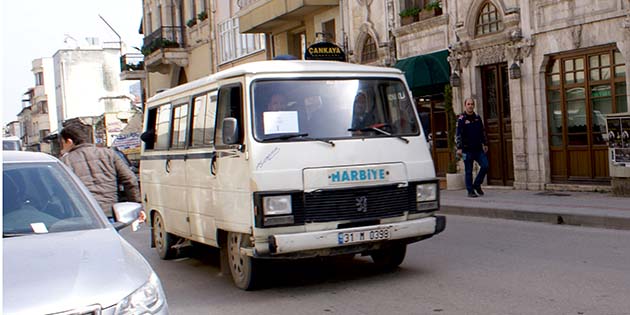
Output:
(3, 136), (22, 151)
(3, 151), (168, 315)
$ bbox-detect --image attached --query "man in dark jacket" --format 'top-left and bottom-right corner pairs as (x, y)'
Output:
(60, 123), (142, 219)
(455, 98), (489, 198)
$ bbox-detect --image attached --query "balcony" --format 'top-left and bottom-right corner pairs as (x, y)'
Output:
(120, 54), (146, 81)
(142, 26), (188, 72)
(238, 0), (338, 33)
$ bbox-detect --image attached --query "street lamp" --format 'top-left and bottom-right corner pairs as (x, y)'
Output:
(450, 72), (461, 87)
(509, 61), (521, 79)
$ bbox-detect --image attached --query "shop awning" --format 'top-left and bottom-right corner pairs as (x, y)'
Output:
(394, 50), (450, 97)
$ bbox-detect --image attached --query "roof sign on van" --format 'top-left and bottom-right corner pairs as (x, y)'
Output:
(305, 41), (346, 62)
(328, 167), (389, 184)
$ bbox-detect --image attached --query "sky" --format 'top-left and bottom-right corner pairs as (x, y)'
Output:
(1, 0), (144, 126)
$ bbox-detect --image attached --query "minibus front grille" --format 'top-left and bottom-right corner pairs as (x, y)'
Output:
(300, 184), (410, 223)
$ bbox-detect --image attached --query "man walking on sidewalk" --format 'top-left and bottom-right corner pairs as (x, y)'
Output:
(456, 97), (489, 198)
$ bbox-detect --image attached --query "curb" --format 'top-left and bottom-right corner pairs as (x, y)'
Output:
(440, 205), (630, 231)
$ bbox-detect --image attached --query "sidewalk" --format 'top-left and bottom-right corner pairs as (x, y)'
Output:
(439, 187), (630, 230)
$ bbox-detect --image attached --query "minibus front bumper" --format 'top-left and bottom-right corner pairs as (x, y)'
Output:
(267, 215), (445, 255)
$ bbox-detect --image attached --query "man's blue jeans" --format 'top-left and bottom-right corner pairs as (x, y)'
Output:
(463, 150), (489, 193)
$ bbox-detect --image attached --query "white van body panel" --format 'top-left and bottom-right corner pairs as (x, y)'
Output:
(141, 60), (444, 264)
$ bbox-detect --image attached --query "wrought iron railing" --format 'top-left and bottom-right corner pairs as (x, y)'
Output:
(141, 26), (184, 56)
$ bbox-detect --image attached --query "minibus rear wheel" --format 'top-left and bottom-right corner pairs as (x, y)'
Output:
(153, 212), (177, 259)
(226, 232), (259, 290)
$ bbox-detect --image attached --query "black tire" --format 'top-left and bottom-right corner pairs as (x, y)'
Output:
(370, 244), (407, 269)
(226, 232), (259, 290)
(153, 212), (177, 259)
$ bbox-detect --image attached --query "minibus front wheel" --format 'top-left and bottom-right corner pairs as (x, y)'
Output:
(153, 212), (177, 259)
(226, 232), (260, 290)
(369, 244), (407, 269)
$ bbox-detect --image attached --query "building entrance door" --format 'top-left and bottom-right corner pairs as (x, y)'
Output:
(417, 98), (450, 177)
(481, 63), (514, 186)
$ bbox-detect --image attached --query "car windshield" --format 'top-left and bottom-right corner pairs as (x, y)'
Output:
(3, 162), (105, 237)
(252, 78), (419, 142)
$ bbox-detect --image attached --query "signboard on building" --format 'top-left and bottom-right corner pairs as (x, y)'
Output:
(112, 133), (141, 155)
(304, 41), (346, 62)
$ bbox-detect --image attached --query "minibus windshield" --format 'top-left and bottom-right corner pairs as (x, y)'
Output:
(252, 78), (419, 142)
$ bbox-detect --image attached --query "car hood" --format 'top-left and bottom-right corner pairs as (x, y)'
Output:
(3, 228), (153, 315)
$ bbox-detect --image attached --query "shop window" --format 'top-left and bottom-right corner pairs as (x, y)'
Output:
(545, 46), (626, 181)
(475, 1), (502, 35)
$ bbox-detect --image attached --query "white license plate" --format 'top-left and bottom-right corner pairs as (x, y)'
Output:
(337, 228), (391, 245)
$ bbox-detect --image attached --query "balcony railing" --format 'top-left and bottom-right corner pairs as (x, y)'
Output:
(120, 54), (145, 71)
(141, 26), (184, 56)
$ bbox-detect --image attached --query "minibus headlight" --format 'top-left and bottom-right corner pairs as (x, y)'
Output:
(263, 195), (292, 215)
(416, 183), (437, 202)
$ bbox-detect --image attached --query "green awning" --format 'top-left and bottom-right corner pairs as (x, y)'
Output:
(394, 50), (450, 97)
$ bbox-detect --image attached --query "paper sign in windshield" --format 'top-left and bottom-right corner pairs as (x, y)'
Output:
(264, 111), (299, 135)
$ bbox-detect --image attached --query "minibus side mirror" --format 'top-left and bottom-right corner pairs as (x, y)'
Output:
(222, 117), (239, 145)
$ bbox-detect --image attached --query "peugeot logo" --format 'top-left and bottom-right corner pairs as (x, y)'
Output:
(355, 196), (368, 213)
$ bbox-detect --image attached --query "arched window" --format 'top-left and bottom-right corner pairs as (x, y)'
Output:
(475, 1), (501, 35)
(361, 36), (378, 64)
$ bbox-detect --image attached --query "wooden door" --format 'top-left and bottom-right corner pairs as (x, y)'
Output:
(418, 98), (450, 177)
(481, 63), (514, 186)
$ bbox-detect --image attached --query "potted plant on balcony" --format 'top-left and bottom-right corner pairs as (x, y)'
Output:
(425, 0), (442, 17)
(399, 7), (420, 26)
(197, 11), (208, 22)
(444, 84), (464, 190)
(186, 18), (197, 27)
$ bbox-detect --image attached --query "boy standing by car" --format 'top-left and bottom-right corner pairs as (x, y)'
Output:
(60, 123), (142, 219)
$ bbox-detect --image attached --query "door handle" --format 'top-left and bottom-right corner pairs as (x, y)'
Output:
(165, 158), (171, 173)
(210, 153), (217, 176)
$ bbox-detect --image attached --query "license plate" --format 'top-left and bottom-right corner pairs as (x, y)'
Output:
(337, 228), (391, 245)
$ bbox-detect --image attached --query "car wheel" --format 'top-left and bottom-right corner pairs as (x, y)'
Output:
(153, 212), (177, 259)
(370, 244), (406, 269)
(226, 232), (259, 290)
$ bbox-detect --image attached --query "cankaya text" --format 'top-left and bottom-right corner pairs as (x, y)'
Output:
(330, 168), (386, 183)
(308, 47), (342, 54)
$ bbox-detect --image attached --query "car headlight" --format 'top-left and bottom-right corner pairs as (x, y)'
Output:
(263, 195), (292, 215)
(115, 272), (167, 315)
(416, 183), (437, 202)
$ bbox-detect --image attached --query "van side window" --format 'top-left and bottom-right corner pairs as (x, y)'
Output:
(190, 92), (217, 147)
(214, 84), (243, 146)
(143, 108), (158, 150)
(156, 104), (172, 150)
(170, 104), (189, 149)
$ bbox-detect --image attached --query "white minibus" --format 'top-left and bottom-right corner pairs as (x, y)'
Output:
(140, 60), (445, 290)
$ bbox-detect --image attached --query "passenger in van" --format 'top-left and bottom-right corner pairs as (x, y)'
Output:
(351, 91), (377, 130)
(266, 92), (289, 111)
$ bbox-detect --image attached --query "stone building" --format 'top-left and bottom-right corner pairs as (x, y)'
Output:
(344, 0), (629, 190)
(135, 0), (630, 191)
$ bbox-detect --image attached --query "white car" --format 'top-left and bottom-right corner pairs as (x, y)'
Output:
(3, 151), (168, 315)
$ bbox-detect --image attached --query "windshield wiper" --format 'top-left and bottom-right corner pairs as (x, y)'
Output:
(264, 133), (335, 147)
(3, 232), (29, 238)
(348, 125), (409, 144)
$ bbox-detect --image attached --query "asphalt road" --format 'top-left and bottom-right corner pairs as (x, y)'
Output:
(121, 215), (630, 315)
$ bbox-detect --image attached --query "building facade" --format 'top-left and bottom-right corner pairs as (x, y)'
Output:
(138, 0), (268, 100)
(54, 43), (136, 147)
(135, 0), (630, 190)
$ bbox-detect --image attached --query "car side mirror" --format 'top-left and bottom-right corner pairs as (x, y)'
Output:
(222, 117), (239, 145)
(112, 202), (142, 231)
